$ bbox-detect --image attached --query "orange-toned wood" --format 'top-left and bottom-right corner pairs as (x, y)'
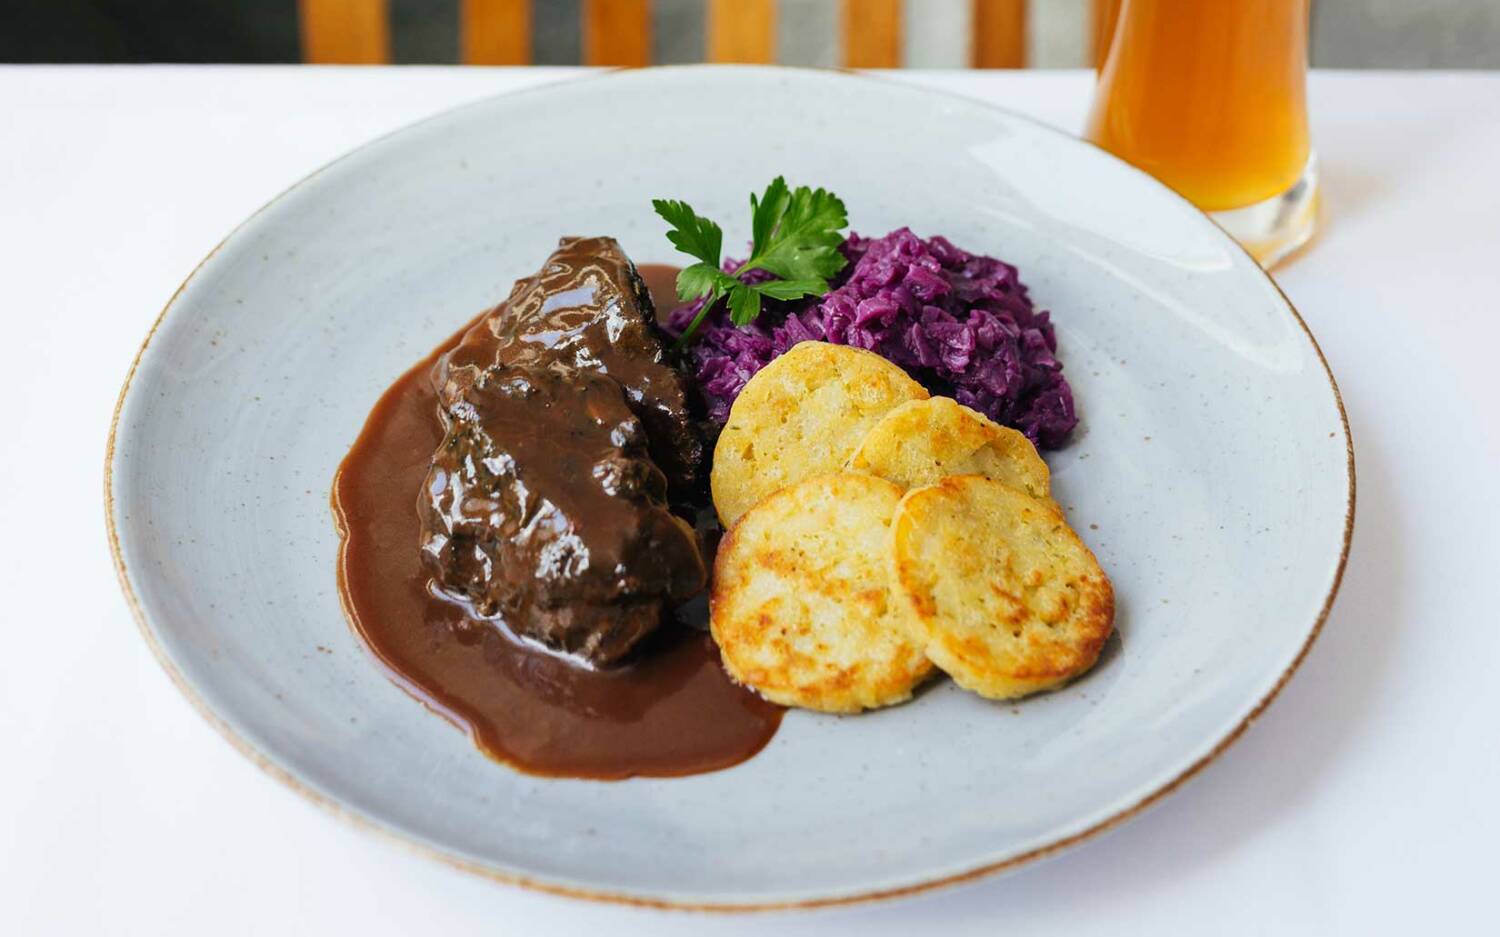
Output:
(971, 0), (1026, 68)
(583, 0), (652, 67)
(298, 0), (390, 64)
(461, 0), (531, 65)
(1090, 0), (1124, 67)
(841, 0), (901, 68)
(708, 0), (776, 64)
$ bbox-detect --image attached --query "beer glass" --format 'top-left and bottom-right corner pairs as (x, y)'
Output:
(1086, 0), (1318, 267)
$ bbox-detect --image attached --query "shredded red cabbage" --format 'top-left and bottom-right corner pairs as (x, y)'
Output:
(664, 228), (1077, 450)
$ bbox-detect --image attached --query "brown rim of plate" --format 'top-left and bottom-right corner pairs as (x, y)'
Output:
(103, 65), (1356, 913)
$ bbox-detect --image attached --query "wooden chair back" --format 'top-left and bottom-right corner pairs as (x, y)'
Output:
(299, 0), (1085, 69)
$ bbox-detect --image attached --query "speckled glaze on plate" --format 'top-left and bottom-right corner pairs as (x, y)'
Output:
(106, 67), (1353, 910)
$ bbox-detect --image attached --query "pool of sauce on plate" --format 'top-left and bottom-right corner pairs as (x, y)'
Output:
(332, 264), (781, 779)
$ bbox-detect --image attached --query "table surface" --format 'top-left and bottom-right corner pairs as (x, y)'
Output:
(3, 66), (1497, 936)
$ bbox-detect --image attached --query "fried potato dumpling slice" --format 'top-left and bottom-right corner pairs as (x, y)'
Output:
(847, 396), (1050, 497)
(891, 475), (1113, 700)
(711, 341), (928, 527)
(711, 473), (934, 713)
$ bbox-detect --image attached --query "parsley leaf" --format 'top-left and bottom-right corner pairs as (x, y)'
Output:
(753, 278), (827, 301)
(653, 177), (849, 349)
(727, 285), (761, 327)
(749, 176), (790, 257)
(747, 184), (847, 282)
(675, 261), (734, 303)
(651, 198), (723, 267)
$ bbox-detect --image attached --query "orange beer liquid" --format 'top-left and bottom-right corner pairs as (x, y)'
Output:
(1086, 0), (1311, 213)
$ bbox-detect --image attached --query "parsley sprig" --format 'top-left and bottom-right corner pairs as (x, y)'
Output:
(653, 177), (848, 349)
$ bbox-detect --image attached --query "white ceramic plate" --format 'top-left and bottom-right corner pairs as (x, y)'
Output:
(107, 67), (1353, 910)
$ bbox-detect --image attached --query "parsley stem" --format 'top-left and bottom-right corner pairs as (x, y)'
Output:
(670, 258), (763, 351)
(670, 292), (722, 352)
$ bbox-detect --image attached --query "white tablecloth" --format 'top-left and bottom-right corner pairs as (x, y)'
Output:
(2, 66), (1497, 936)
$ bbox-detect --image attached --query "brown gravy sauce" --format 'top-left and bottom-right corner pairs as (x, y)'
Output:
(332, 264), (781, 779)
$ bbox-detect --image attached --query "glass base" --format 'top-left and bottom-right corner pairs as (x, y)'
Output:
(1211, 154), (1320, 270)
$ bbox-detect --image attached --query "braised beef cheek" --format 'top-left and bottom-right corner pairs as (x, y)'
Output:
(418, 368), (704, 666)
(432, 236), (702, 489)
(418, 238), (706, 667)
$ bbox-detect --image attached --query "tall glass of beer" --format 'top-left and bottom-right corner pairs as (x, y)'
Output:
(1086, 0), (1318, 267)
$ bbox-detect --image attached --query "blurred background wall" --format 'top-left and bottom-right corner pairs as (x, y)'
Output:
(4, 0), (1499, 67)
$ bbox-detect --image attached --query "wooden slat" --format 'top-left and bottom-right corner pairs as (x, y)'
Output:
(971, 0), (1026, 69)
(841, 0), (901, 69)
(708, 0), (776, 64)
(461, 0), (531, 65)
(1090, 0), (1123, 67)
(583, 0), (652, 67)
(298, 0), (390, 64)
